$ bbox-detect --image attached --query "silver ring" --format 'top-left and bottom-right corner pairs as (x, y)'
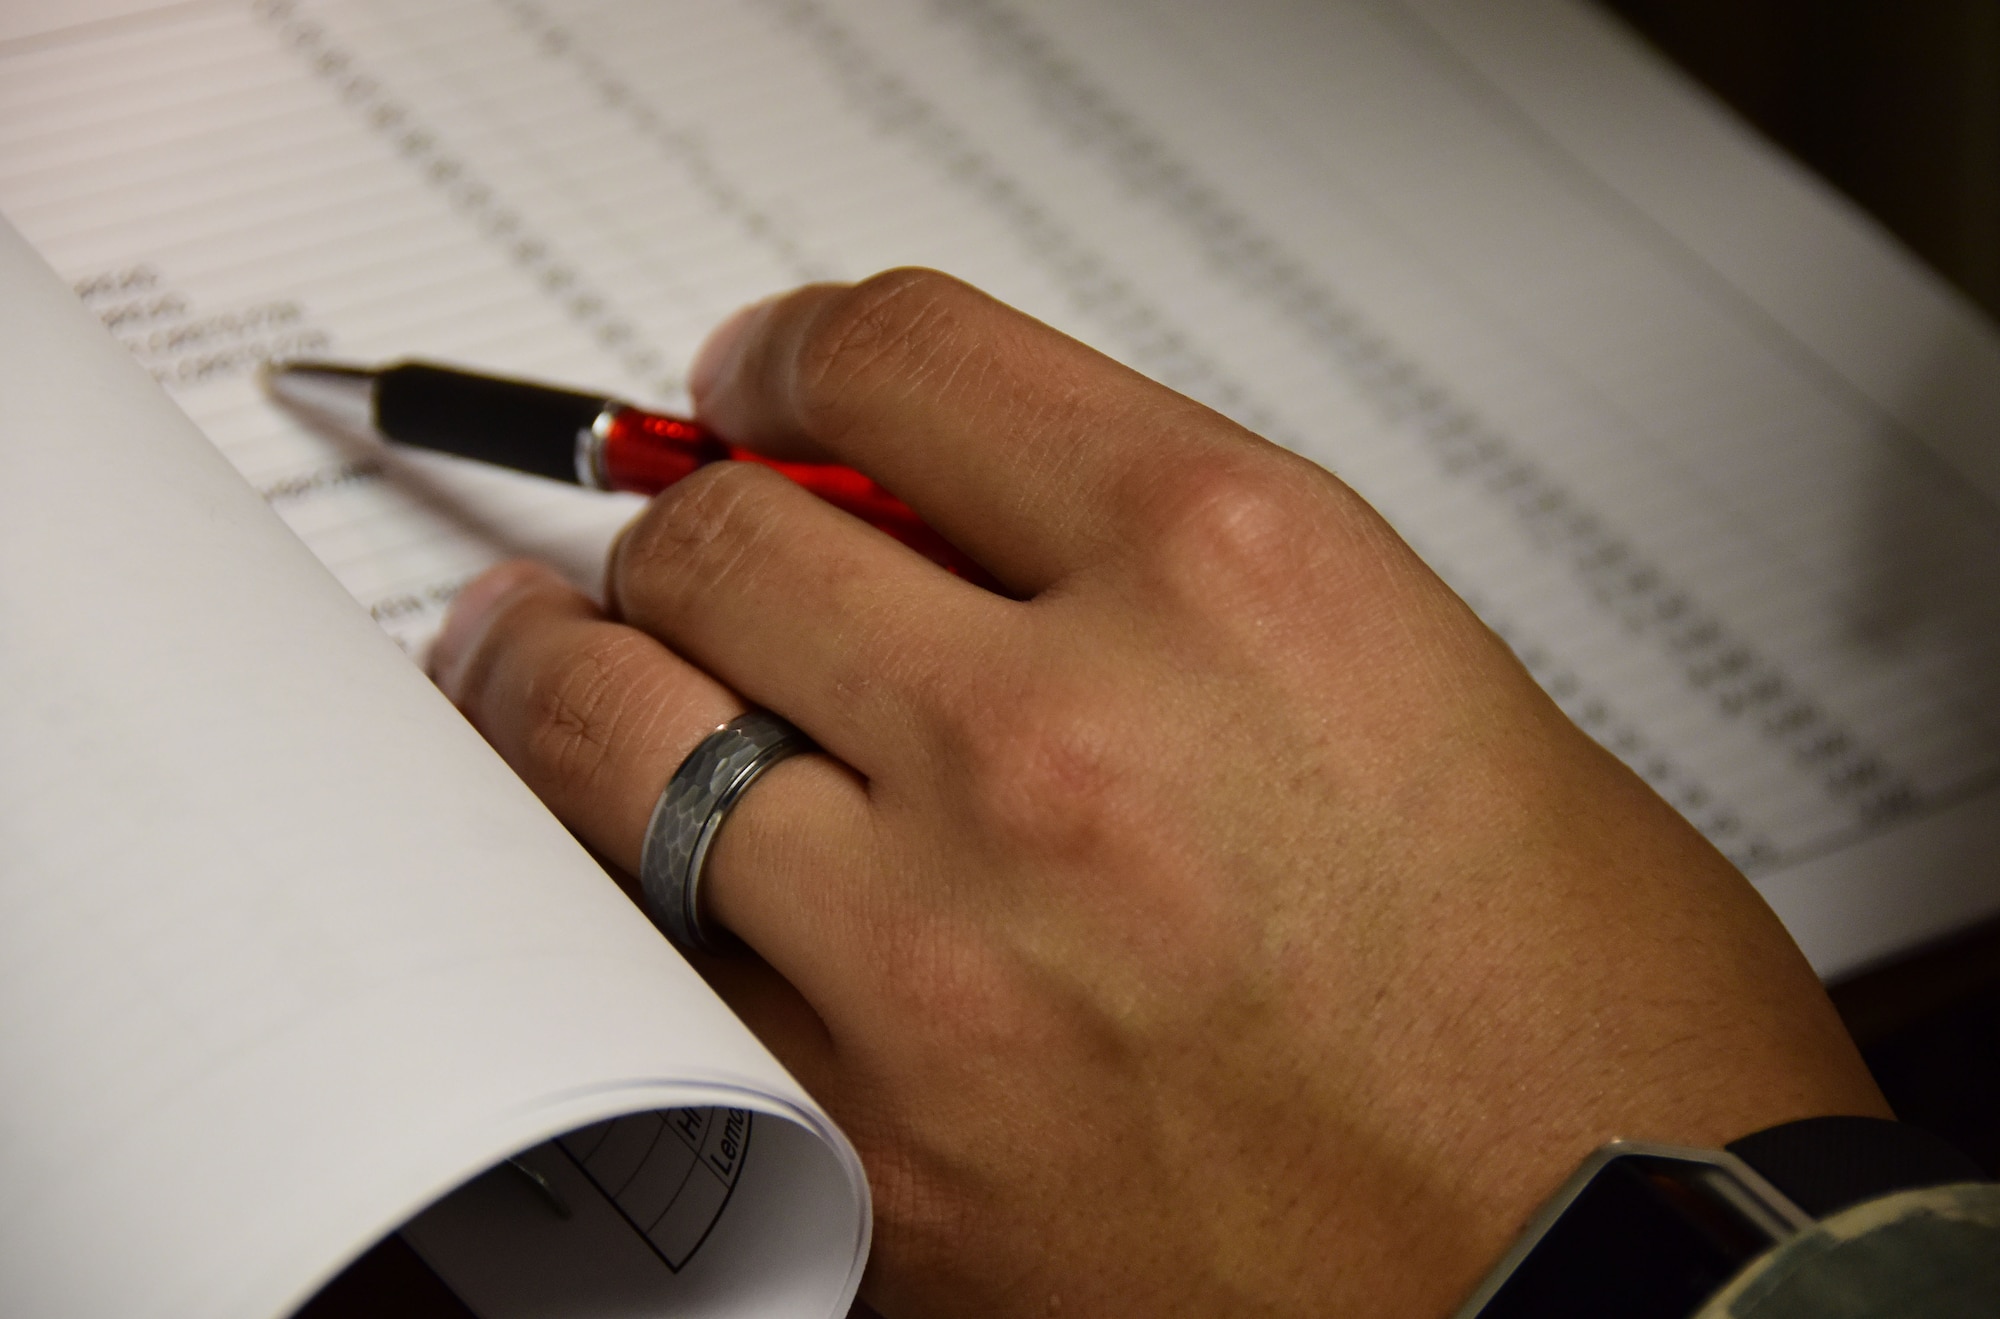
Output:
(639, 710), (814, 955)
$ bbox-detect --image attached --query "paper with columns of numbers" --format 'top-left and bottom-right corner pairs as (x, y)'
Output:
(6, 0), (2000, 966)
(2, 0), (1998, 1215)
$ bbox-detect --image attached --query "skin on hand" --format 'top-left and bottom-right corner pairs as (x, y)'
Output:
(429, 270), (1889, 1318)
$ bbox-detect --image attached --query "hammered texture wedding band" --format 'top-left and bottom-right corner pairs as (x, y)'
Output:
(639, 710), (815, 955)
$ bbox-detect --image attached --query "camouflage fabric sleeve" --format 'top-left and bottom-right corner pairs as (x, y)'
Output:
(1698, 1182), (2000, 1319)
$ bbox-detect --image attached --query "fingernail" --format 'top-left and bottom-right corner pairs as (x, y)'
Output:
(429, 560), (551, 701)
(687, 298), (769, 404)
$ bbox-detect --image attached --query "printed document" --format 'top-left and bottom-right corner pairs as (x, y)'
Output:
(4, 0), (1998, 967)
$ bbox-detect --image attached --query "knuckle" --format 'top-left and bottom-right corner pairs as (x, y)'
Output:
(516, 629), (660, 795)
(1147, 459), (1315, 596)
(635, 461), (768, 556)
(788, 268), (971, 436)
(947, 682), (1138, 863)
(1134, 456), (1342, 625)
(617, 463), (781, 600)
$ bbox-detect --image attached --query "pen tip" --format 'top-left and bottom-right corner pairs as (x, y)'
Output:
(262, 359), (379, 437)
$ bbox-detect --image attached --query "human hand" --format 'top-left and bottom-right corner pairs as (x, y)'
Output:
(430, 270), (1887, 1317)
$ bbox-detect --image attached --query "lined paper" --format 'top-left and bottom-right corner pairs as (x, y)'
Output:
(4, 0), (1999, 967)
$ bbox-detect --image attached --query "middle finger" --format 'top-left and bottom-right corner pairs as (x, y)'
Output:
(608, 459), (1003, 778)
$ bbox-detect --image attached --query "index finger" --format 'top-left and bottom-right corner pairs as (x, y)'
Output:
(688, 269), (1253, 594)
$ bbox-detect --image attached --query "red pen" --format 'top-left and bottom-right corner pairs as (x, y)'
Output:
(263, 358), (991, 586)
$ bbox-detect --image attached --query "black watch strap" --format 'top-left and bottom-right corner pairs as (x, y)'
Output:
(1459, 1120), (1992, 1318)
(1725, 1115), (1988, 1218)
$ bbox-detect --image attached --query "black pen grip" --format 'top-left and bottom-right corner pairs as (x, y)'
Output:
(375, 361), (609, 485)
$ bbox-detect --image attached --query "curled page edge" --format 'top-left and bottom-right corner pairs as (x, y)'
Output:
(392, 1080), (871, 1319)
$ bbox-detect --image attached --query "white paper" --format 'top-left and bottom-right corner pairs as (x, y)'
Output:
(0, 220), (866, 1318)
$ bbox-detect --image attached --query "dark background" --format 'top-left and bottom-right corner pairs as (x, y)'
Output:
(301, 5), (2000, 1313)
(1599, 0), (2000, 324)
